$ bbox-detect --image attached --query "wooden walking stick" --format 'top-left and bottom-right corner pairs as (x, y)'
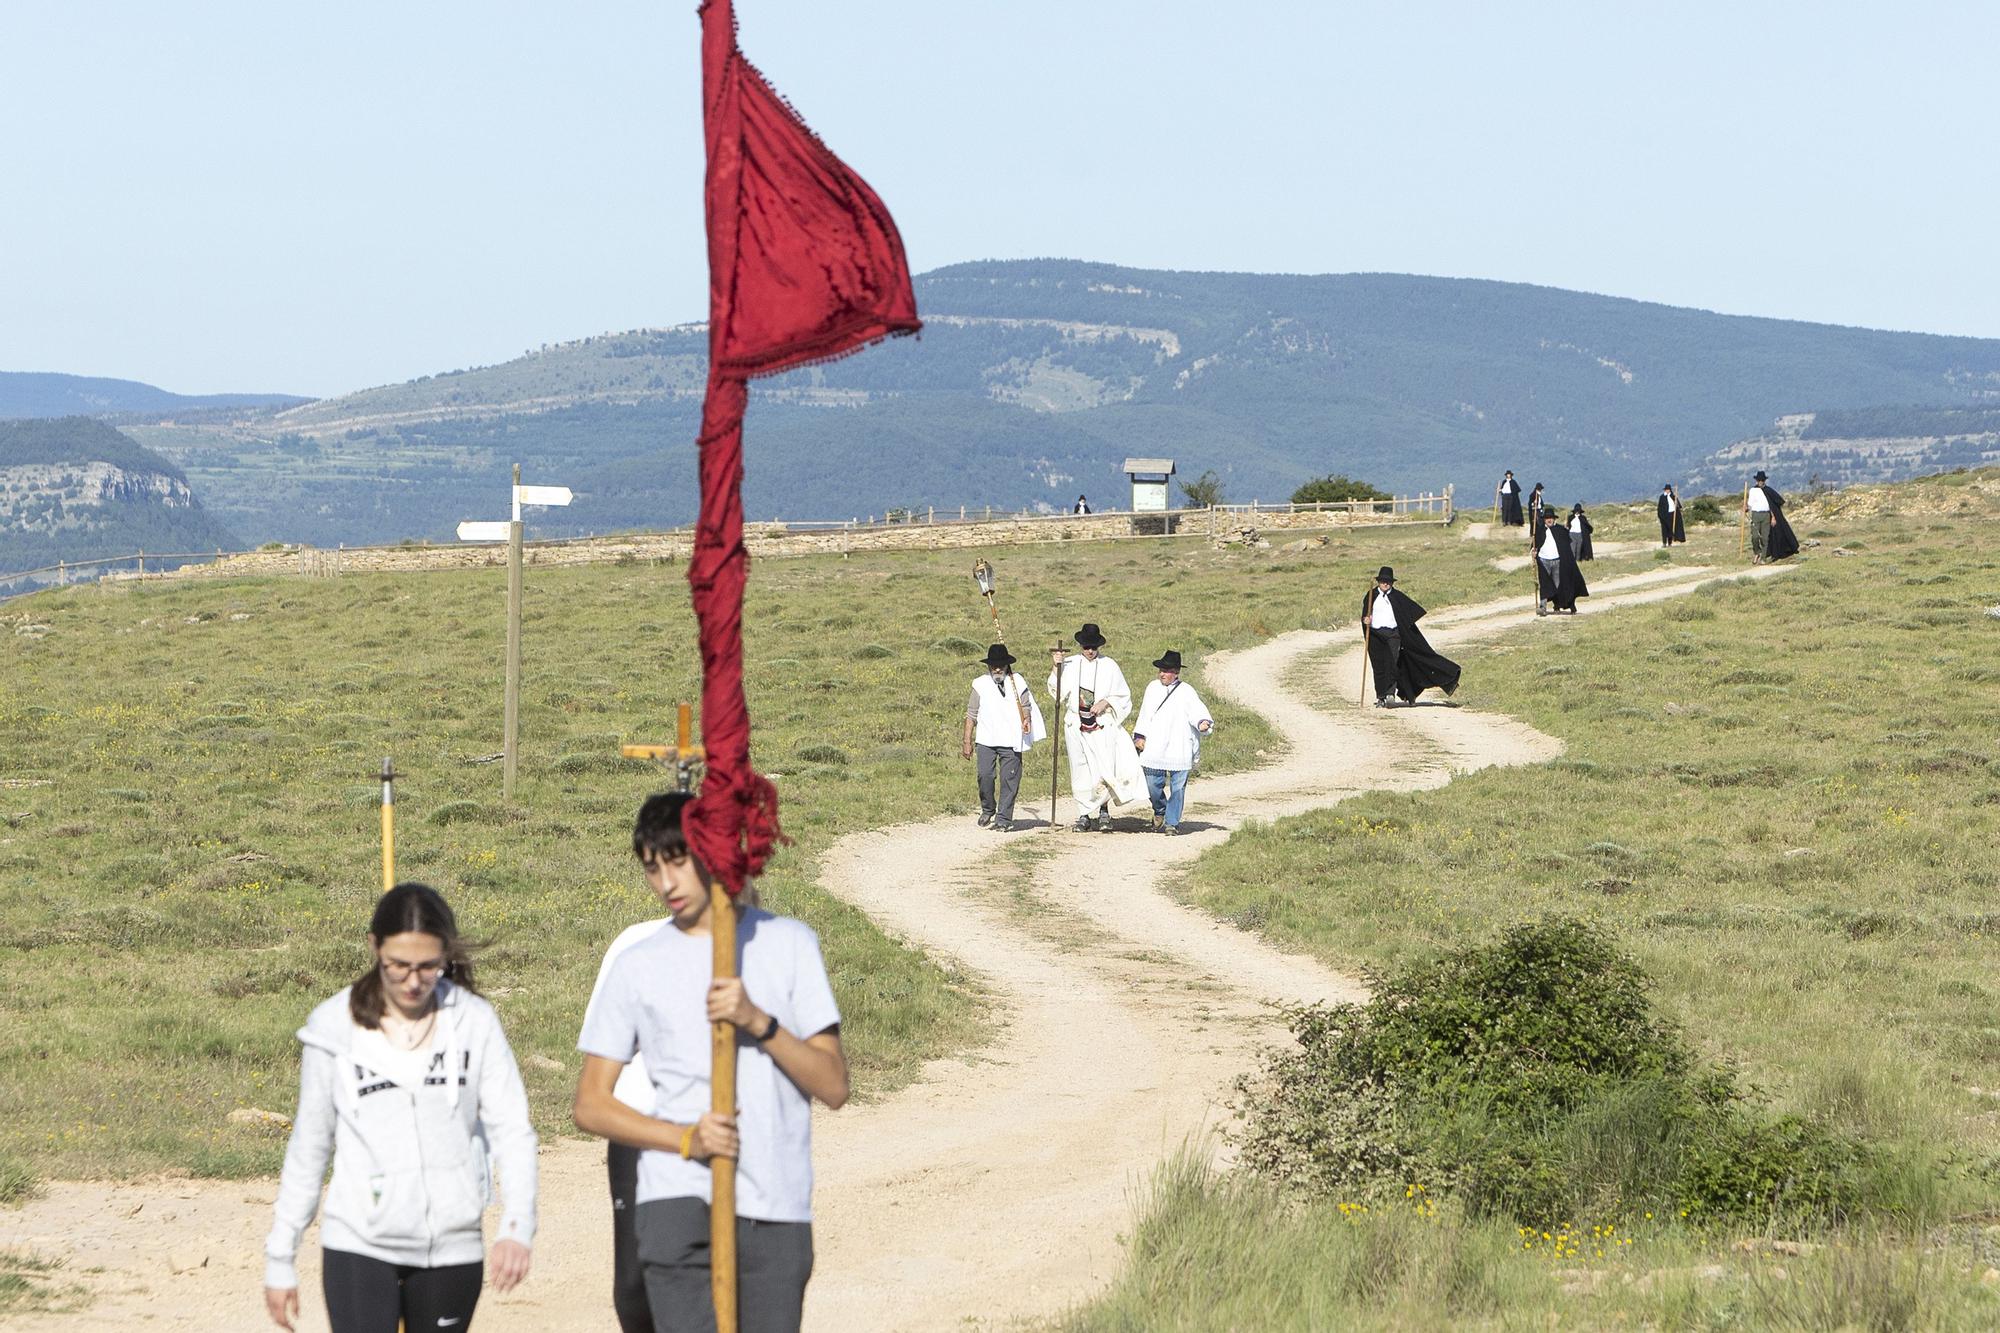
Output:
(1049, 638), (1066, 830)
(1492, 483), (1501, 527)
(378, 757), (398, 893)
(1357, 591), (1373, 706)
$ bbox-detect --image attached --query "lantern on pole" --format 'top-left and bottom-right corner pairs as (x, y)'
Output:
(972, 558), (1003, 641)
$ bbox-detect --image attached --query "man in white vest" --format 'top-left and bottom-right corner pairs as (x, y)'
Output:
(1048, 623), (1145, 831)
(960, 643), (1045, 833)
(1132, 650), (1214, 835)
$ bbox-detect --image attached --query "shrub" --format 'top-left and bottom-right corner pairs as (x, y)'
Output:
(1179, 470), (1225, 507)
(796, 744), (849, 766)
(0, 1151), (38, 1205)
(1685, 497), (1727, 526)
(1236, 918), (1878, 1227)
(427, 800), (498, 826)
(1291, 475), (1391, 505)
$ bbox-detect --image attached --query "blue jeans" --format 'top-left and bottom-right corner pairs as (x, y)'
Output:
(1144, 767), (1189, 827)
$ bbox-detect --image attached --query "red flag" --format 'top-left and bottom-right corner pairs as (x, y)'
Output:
(684, 0), (920, 893)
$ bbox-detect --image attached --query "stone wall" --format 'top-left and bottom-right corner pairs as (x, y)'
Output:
(140, 503), (1453, 585)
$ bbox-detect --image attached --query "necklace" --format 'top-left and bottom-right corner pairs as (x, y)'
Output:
(384, 1005), (438, 1051)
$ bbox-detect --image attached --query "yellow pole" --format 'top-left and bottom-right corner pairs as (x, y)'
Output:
(379, 757), (396, 893)
(1740, 484), (1750, 560)
(711, 898), (739, 1333)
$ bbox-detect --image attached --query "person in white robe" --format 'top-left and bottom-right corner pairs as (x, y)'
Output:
(1048, 622), (1145, 831)
(1132, 650), (1214, 834)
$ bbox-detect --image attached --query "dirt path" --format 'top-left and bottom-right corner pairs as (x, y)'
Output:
(0, 565), (1792, 1331)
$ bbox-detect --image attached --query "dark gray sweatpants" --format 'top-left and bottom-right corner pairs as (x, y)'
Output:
(975, 742), (1022, 821)
(636, 1198), (813, 1333)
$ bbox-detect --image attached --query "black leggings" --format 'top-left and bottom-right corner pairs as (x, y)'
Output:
(322, 1248), (483, 1333)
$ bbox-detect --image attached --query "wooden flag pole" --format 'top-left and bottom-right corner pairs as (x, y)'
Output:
(1740, 484), (1750, 560)
(710, 894), (740, 1333)
(1492, 484), (1501, 526)
(379, 757), (397, 893)
(503, 464), (524, 802)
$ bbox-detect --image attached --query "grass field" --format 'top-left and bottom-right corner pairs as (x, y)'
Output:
(0, 517), (1521, 1186)
(1062, 469), (2000, 1328)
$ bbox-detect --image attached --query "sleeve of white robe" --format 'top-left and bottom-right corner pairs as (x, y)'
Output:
(1098, 659), (1134, 724)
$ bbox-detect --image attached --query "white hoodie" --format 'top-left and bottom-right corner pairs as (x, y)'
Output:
(263, 982), (538, 1289)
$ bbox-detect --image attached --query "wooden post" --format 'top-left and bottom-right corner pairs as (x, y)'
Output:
(55, 560), (64, 587)
(1740, 484), (1750, 560)
(137, 550), (145, 578)
(379, 757), (397, 893)
(504, 464), (523, 802)
(711, 894), (740, 1332)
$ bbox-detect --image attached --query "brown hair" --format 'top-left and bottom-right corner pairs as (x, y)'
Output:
(349, 882), (477, 1028)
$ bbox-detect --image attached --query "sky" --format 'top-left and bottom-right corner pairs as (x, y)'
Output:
(3, 1), (1996, 399)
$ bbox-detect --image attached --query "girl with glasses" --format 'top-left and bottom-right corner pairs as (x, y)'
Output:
(263, 883), (538, 1331)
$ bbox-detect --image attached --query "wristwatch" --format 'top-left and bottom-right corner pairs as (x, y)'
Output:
(753, 1014), (780, 1044)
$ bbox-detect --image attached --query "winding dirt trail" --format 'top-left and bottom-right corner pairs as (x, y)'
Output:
(0, 565), (1793, 1331)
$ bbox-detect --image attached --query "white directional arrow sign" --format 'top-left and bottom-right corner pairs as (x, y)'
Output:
(456, 520), (512, 542)
(514, 484), (573, 507)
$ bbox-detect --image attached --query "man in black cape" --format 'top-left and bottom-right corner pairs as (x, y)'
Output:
(1362, 566), (1461, 707)
(1568, 503), (1595, 561)
(1534, 506), (1589, 615)
(1745, 470), (1799, 563)
(1658, 483), (1687, 546)
(1524, 482), (1547, 549)
(1497, 471), (1524, 527)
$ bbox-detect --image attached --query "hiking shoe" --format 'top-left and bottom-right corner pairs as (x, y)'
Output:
(991, 820), (1013, 833)
(1094, 813), (1114, 833)
(1161, 825), (1181, 836)
(1150, 814), (1165, 832)
(1073, 815), (1095, 832)
(976, 810), (993, 827)
(1373, 696), (1392, 708)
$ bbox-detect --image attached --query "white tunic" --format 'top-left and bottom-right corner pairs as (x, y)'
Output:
(1747, 486), (1771, 512)
(1048, 654), (1145, 810)
(969, 671), (1045, 752)
(1370, 591), (1398, 629)
(1663, 493), (1677, 513)
(1133, 678), (1214, 773)
(1539, 531), (1559, 559)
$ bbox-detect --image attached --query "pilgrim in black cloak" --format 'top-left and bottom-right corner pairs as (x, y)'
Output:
(1657, 484), (1687, 546)
(1497, 471), (1524, 527)
(1362, 567), (1462, 706)
(1748, 473), (1801, 562)
(1568, 503), (1595, 560)
(1534, 508), (1589, 614)
(1524, 483), (1547, 548)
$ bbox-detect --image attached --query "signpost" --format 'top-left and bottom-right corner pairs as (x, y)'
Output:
(458, 464), (573, 801)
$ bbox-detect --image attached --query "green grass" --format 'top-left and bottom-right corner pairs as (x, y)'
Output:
(1064, 473), (2000, 1327)
(0, 1247), (89, 1316)
(1057, 1152), (2000, 1332)
(0, 521), (1512, 1182)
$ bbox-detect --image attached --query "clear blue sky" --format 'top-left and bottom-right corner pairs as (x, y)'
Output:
(3, 1), (1994, 399)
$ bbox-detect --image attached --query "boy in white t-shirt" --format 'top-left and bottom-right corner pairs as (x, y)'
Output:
(574, 793), (847, 1333)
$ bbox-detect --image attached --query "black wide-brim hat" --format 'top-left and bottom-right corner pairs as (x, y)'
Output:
(1753, 471), (1768, 481)
(982, 643), (1016, 669)
(1074, 623), (1106, 648)
(1153, 649), (1183, 672)
(1375, 566), (1395, 583)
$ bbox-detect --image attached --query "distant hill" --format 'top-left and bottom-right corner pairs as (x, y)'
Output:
(117, 260), (2000, 546)
(0, 418), (238, 582)
(0, 371), (305, 420)
(1692, 405), (2000, 493)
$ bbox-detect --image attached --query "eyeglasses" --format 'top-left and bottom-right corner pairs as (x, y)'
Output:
(380, 957), (447, 981)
